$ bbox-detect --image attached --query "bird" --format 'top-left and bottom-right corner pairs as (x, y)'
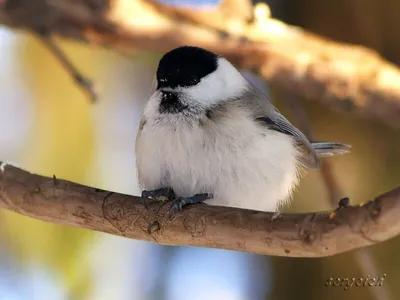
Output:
(135, 45), (350, 213)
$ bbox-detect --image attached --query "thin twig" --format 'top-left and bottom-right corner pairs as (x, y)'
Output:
(35, 32), (97, 103)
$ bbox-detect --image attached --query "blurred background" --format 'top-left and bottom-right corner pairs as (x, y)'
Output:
(1, 0), (400, 299)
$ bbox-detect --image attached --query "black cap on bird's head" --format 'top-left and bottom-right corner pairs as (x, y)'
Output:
(156, 46), (219, 89)
(155, 46), (247, 110)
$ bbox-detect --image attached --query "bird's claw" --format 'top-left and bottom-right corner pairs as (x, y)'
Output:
(169, 193), (211, 213)
(170, 197), (187, 213)
(141, 187), (176, 210)
(141, 189), (211, 212)
(141, 188), (176, 201)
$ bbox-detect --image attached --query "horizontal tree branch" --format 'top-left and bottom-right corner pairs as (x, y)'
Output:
(1, 0), (400, 127)
(0, 163), (400, 257)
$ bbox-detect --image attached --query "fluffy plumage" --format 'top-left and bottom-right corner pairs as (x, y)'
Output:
(135, 46), (350, 212)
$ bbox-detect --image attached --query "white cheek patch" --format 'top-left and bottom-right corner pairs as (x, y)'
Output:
(144, 90), (162, 117)
(181, 58), (248, 106)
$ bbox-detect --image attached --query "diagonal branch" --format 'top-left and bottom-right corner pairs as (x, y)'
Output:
(0, 163), (400, 258)
(0, 0), (400, 126)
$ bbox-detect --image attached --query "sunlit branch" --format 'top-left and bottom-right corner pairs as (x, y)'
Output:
(0, 0), (400, 126)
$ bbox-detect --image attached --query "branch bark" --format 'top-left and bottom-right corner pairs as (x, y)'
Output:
(1, 163), (400, 257)
(1, 0), (400, 127)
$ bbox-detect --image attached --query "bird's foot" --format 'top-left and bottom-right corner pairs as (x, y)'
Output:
(170, 193), (211, 213)
(141, 187), (176, 209)
(141, 187), (176, 201)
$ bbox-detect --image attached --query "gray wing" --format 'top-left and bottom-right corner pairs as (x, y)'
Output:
(243, 82), (320, 169)
(255, 112), (321, 169)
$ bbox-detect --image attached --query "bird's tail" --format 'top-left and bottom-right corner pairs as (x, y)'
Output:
(311, 142), (351, 157)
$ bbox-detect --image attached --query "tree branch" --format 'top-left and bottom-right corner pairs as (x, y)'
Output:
(0, 163), (399, 257)
(1, 0), (400, 126)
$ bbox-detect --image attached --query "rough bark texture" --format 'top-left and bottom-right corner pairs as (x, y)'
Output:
(1, 164), (399, 257)
(0, 0), (400, 126)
